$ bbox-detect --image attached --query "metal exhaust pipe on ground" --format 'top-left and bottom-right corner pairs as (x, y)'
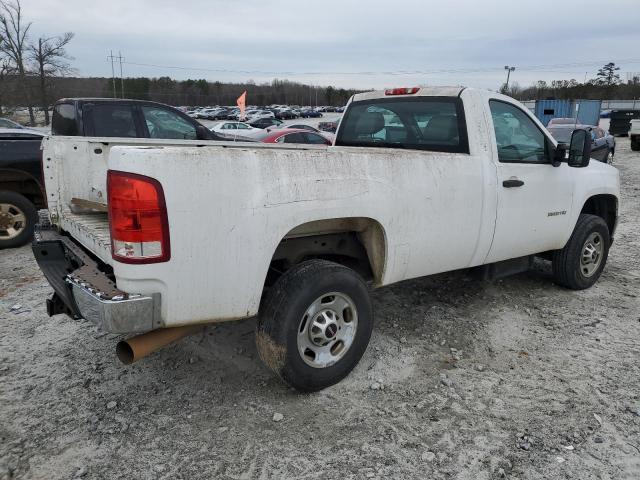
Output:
(116, 325), (203, 365)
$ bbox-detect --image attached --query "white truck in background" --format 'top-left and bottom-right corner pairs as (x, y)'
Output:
(33, 87), (620, 391)
(630, 119), (640, 151)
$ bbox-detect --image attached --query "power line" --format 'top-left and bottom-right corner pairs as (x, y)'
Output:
(121, 58), (640, 78)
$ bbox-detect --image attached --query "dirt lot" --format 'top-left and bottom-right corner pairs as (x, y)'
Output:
(1, 138), (639, 480)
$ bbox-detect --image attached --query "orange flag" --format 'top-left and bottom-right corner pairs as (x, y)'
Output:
(237, 91), (247, 119)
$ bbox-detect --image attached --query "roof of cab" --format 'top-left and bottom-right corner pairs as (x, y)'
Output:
(351, 86), (465, 103)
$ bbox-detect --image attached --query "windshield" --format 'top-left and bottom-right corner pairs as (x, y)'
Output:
(335, 97), (468, 153)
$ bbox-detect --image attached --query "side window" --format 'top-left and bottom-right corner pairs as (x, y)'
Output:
(141, 106), (197, 140)
(303, 132), (329, 144)
(88, 104), (137, 137)
(283, 133), (306, 143)
(489, 100), (548, 163)
(52, 103), (78, 135)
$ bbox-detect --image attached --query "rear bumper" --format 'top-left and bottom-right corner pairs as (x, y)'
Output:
(32, 227), (160, 333)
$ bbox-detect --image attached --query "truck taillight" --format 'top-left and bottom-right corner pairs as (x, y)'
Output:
(384, 87), (420, 96)
(107, 170), (170, 264)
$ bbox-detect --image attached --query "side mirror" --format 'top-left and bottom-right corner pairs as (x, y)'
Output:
(196, 125), (210, 140)
(568, 129), (591, 168)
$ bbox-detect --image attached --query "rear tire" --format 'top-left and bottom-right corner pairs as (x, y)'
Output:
(256, 259), (373, 392)
(0, 191), (37, 249)
(631, 139), (640, 151)
(552, 214), (609, 290)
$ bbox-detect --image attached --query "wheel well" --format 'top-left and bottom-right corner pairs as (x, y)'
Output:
(0, 169), (45, 208)
(581, 194), (617, 236)
(265, 218), (387, 287)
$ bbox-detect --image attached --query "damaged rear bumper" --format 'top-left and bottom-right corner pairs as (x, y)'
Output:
(32, 227), (160, 333)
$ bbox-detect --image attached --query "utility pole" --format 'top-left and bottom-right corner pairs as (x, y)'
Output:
(504, 65), (516, 90)
(108, 51), (117, 98)
(118, 51), (125, 99)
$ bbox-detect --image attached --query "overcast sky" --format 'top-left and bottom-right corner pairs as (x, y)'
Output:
(25, 0), (640, 90)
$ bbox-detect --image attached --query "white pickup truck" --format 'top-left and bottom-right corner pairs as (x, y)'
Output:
(630, 119), (640, 151)
(33, 87), (620, 391)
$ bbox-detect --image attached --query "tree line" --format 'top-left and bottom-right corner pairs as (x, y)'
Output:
(502, 63), (640, 101)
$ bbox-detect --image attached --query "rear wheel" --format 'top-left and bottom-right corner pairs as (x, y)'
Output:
(0, 191), (37, 249)
(552, 214), (609, 290)
(631, 139), (640, 151)
(256, 259), (373, 392)
(606, 150), (614, 164)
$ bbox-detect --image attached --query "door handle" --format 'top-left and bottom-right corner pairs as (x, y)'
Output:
(503, 179), (524, 188)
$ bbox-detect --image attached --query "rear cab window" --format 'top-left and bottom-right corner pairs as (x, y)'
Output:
(335, 96), (469, 153)
(84, 104), (138, 138)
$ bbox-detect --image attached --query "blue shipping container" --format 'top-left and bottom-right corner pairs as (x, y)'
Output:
(534, 100), (572, 126)
(571, 100), (602, 126)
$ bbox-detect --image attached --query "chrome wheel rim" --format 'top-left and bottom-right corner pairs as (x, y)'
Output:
(297, 292), (358, 369)
(0, 203), (27, 240)
(580, 232), (604, 277)
(607, 152), (613, 164)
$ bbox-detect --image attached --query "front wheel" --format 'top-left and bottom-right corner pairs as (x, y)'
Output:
(552, 214), (610, 290)
(256, 260), (373, 392)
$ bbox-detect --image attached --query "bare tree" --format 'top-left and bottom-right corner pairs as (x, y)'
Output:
(30, 32), (74, 125)
(0, 0), (34, 124)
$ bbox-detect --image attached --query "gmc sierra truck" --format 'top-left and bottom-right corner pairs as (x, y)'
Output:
(32, 87), (620, 392)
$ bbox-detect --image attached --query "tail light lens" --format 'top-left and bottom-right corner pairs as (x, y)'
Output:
(107, 170), (170, 264)
(384, 87), (420, 96)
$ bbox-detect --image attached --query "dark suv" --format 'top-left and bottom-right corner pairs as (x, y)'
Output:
(52, 98), (224, 140)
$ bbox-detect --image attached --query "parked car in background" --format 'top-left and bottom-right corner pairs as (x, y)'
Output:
(547, 124), (615, 163)
(284, 124), (321, 132)
(0, 118), (27, 129)
(249, 118), (284, 129)
(211, 121), (261, 137)
(52, 98), (224, 140)
(318, 119), (339, 133)
(548, 118), (580, 126)
(246, 110), (275, 122)
(257, 128), (332, 145)
(0, 128), (46, 248)
(300, 109), (323, 118)
(630, 119), (640, 151)
(275, 109), (297, 120)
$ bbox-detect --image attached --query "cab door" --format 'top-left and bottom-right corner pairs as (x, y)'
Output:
(485, 99), (575, 263)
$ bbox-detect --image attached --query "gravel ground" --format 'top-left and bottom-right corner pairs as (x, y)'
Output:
(1, 137), (639, 480)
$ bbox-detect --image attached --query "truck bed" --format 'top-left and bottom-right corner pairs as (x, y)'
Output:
(59, 209), (112, 265)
